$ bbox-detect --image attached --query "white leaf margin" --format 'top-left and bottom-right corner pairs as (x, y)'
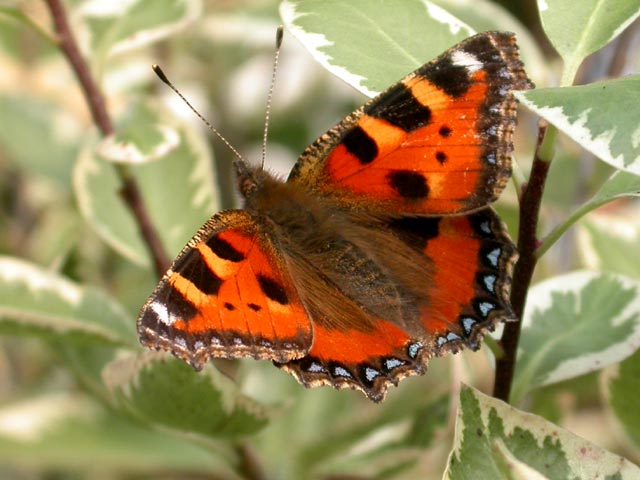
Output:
(0, 256), (134, 345)
(492, 439), (551, 480)
(279, 0), (474, 97)
(73, 111), (217, 267)
(0, 393), (99, 443)
(522, 270), (640, 388)
(446, 385), (640, 479)
(97, 124), (180, 164)
(516, 89), (640, 175)
(77, 0), (203, 57)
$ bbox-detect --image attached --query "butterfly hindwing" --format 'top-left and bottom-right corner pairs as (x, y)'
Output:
(288, 31), (532, 216)
(394, 208), (516, 349)
(138, 210), (313, 369)
(280, 208), (516, 402)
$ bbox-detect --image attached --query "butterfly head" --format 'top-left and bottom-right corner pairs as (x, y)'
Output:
(234, 159), (276, 203)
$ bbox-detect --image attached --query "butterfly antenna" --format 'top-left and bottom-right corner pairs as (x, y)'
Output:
(152, 64), (245, 163)
(260, 25), (284, 168)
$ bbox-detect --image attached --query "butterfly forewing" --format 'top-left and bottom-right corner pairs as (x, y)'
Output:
(288, 31), (532, 216)
(138, 210), (313, 369)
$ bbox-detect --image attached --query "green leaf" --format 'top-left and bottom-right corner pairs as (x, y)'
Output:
(0, 94), (79, 185)
(579, 214), (640, 279)
(512, 271), (640, 402)
(587, 170), (640, 206)
(0, 256), (135, 348)
(0, 393), (237, 477)
(79, 0), (202, 58)
(98, 100), (181, 164)
(445, 384), (640, 479)
(608, 349), (640, 447)
(73, 100), (218, 267)
(540, 170), (640, 257)
(297, 395), (448, 478)
(517, 77), (640, 175)
(280, 0), (474, 96)
(104, 352), (272, 439)
(538, 0), (640, 83)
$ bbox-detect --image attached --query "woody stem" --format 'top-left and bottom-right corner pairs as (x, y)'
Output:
(44, 0), (170, 276)
(493, 122), (551, 403)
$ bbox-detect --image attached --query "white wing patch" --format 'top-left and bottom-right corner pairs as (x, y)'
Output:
(151, 301), (175, 326)
(450, 50), (482, 72)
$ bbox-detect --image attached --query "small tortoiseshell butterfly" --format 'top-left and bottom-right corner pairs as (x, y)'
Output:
(138, 31), (532, 402)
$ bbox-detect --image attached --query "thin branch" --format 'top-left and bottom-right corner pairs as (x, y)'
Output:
(235, 443), (268, 480)
(493, 122), (552, 402)
(44, 0), (170, 276)
(45, 0), (112, 134)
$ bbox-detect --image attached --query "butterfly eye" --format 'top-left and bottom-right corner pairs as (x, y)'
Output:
(233, 160), (260, 198)
(238, 176), (258, 198)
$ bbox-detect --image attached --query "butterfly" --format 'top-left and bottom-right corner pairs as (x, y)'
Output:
(138, 31), (532, 402)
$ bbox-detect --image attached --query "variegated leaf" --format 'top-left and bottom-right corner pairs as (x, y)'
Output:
(73, 100), (217, 267)
(445, 385), (640, 479)
(0, 256), (135, 347)
(104, 351), (272, 439)
(537, 0), (640, 82)
(280, 0), (474, 96)
(512, 271), (640, 402)
(517, 77), (640, 174)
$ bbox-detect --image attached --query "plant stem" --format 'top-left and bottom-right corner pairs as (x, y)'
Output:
(236, 443), (269, 480)
(44, 0), (170, 276)
(493, 122), (552, 402)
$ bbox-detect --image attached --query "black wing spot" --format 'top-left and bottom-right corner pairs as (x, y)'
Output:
(388, 216), (440, 251)
(224, 302), (235, 311)
(366, 82), (432, 132)
(342, 126), (378, 165)
(439, 125), (452, 137)
(175, 253), (223, 295)
(257, 275), (289, 305)
(435, 151), (447, 164)
(161, 283), (198, 321)
(206, 236), (244, 262)
(423, 57), (472, 97)
(248, 303), (261, 312)
(387, 170), (429, 199)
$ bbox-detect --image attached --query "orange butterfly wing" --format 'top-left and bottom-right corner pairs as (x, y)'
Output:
(289, 32), (531, 215)
(138, 210), (312, 368)
(280, 209), (516, 401)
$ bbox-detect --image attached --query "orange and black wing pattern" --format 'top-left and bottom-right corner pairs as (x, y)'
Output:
(288, 31), (532, 216)
(138, 210), (313, 369)
(280, 209), (516, 402)
(138, 31), (527, 402)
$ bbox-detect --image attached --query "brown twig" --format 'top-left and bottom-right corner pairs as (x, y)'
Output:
(493, 123), (551, 402)
(235, 443), (268, 480)
(44, 0), (170, 276)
